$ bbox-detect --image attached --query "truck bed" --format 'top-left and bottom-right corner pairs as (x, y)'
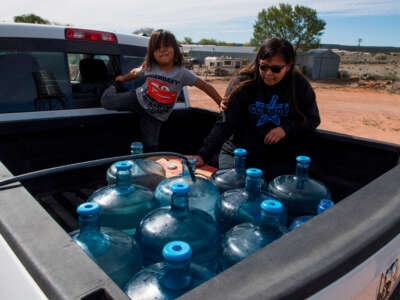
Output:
(1, 107), (400, 299)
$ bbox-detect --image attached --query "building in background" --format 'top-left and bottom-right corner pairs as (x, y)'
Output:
(204, 56), (248, 76)
(183, 45), (257, 65)
(297, 49), (340, 79)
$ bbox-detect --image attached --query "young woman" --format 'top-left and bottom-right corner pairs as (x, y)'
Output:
(101, 29), (222, 152)
(193, 38), (321, 180)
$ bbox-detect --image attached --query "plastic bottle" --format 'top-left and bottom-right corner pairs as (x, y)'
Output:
(69, 202), (142, 289)
(220, 200), (287, 270)
(107, 141), (166, 190)
(154, 158), (220, 218)
(268, 155), (332, 217)
(289, 199), (334, 230)
(137, 182), (220, 272)
(210, 148), (247, 193)
(215, 168), (273, 232)
(90, 161), (159, 236)
(124, 241), (215, 300)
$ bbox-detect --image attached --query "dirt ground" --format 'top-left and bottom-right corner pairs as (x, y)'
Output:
(187, 78), (400, 145)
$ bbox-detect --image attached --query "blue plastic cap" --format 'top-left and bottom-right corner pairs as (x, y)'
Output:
(77, 202), (101, 215)
(130, 142), (143, 149)
(246, 168), (263, 178)
(170, 182), (190, 194)
(115, 161), (133, 171)
(261, 199), (284, 214)
(318, 199), (334, 213)
(234, 148), (247, 157)
(296, 156), (311, 163)
(162, 241), (192, 262)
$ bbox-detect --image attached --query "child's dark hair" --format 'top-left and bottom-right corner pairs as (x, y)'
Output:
(228, 38), (305, 122)
(142, 29), (183, 70)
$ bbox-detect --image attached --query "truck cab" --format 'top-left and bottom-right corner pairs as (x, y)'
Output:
(1, 23), (400, 300)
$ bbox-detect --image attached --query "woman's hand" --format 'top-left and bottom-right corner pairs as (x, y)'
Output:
(264, 127), (286, 144)
(185, 155), (205, 167)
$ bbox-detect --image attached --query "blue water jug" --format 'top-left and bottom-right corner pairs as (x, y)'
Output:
(289, 199), (334, 230)
(70, 202), (142, 289)
(137, 182), (220, 272)
(268, 155), (332, 217)
(154, 158), (220, 218)
(220, 200), (287, 270)
(215, 168), (271, 232)
(107, 141), (166, 190)
(124, 241), (215, 300)
(90, 161), (159, 236)
(211, 148), (247, 193)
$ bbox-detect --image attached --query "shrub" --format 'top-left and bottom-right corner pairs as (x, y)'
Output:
(375, 53), (387, 61)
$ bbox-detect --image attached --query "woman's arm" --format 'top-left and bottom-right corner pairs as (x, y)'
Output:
(280, 75), (321, 138)
(194, 78), (222, 106)
(197, 88), (248, 164)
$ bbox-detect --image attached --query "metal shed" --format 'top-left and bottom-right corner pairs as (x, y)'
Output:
(297, 49), (340, 80)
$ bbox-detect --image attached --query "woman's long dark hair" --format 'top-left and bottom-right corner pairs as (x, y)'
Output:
(142, 29), (183, 70)
(229, 38), (305, 122)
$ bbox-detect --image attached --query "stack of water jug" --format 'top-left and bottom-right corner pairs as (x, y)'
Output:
(69, 142), (334, 299)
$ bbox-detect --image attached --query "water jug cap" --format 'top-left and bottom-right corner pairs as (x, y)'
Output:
(115, 161), (133, 171)
(246, 168), (263, 178)
(130, 141), (143, 150)
(296, 156), (311, 163)
(77, 202), (101, 215)
(162, 241), (192, 262)
(170, 182), (190, 194)
(234, 148), (247, 157)
(318, 199), (334, 212)
(261, 199), (284, 213)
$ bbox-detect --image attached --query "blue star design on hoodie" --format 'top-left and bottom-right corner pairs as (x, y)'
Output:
(248, 94), (289, 127)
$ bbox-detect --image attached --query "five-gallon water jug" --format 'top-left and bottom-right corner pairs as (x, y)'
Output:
(137, 182), (220, 272)
(107, 141), (166, 190)
(90, 161), (159, 236)
(220, 200), (287, 270)
(289, 198), (334, 230)
(154, 158), (220, 218)
(69, 202), (142, 289)
(211, 148), (247, 193)
(215, 168), (271, 232)
(124, 241), (215, 300)
(268, 155), (332, 217)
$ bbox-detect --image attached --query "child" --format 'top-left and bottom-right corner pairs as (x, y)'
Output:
(101, 29), (223, 152)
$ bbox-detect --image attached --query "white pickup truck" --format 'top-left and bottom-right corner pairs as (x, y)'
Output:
(0, 23), (399, 300)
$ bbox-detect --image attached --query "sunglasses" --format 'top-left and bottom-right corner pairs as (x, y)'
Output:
(259, 64), (286, 73)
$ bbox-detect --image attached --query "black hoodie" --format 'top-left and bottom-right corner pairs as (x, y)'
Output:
(198, 71), (320, 163)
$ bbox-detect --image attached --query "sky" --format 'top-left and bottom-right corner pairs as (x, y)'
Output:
(1, 0), (400, 47)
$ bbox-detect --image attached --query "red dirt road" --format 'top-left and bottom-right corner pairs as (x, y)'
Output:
(188, 80), (400, 145)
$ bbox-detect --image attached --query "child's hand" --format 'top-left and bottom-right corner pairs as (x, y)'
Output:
(115, 75), (125, 83)
(219, 97), (229, 111)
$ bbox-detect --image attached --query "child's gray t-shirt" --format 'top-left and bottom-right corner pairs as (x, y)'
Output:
(135, 65), (198, 121)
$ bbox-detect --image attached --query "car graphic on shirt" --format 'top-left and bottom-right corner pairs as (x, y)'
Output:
(146, 78), (177, 104)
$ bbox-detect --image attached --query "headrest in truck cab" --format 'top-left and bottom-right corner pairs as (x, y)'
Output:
(79, 58), (109, 83)
(0, 53), (40, 112)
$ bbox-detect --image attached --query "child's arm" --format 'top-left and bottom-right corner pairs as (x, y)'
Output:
(115, 67), (141, 83)
(194, 78), (222, 106)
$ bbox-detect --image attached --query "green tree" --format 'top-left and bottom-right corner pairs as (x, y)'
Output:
(182, 37), (193, 44)
(14, 14), (50, 24)
(198, 38), (237, 46)
(199, 38), (218, 45)
(133, 27), (154, 37)
(250, 3), (326, 51)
